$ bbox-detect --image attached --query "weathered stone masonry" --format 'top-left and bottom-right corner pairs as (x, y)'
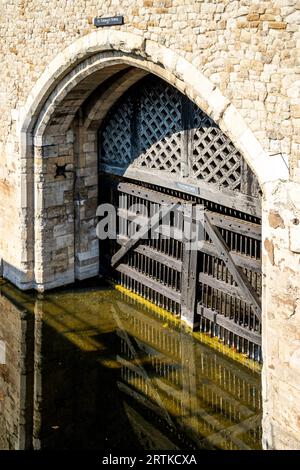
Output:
(0, 0), (300, 449)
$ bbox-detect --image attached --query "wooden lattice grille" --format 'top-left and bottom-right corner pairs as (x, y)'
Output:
(99, 75), (259, 198)
(137, 80), (182, 174)
(191, 107), (241, 191)
(101, 99), (133, 167)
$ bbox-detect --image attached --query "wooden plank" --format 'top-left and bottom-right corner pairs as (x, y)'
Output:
(119, 167), (261, 217)
(197, 304), (261, 346)
(118, 207), (178, 244)
(240, 157), (261, 199)
(181, 95), (193, 178)
(116, 264), (181, 303)
(201, 241), (261, 273)
(119, 203), (261, 244)
(111, 202), (177, 267)
(230, 250), (261, 273)
(203, 213), (261, 320)
(117, 234), (261, 272)
(181, 204), (198, 328)
(118, 182), (260, 246)
(100, 164), (126, 176)
(118, 181), (183, 207)
(206, 212), (261, 241)
(134, 244), (182, 271)
(118, 207), (184, 243)
(118, 182), (261, 231)
(199, 272), (249, 303)
(118, 207), (149, 224)
(216, 313), (261, 345)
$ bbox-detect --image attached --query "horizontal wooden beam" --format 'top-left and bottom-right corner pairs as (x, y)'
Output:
(135, 245), (182, 271)
(205, 212), (261, 241)
(118, 184), (261, 242)
(118, 182), (261, 234)
(118, 181), (184, 207)
(197, 304), (261, 346)
(201, 241), (261, 273)
(199, 272), (249, 303)
(117, 234), (261, 273)
(116, 235), (182, 271)
(119, 206), (261, 246)
(116, 264), (181, 303)
(116, 167), (261, 217)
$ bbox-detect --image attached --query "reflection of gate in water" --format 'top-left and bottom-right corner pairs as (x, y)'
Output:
(113, 296), (262, 450)
(99, 74), (262, 362)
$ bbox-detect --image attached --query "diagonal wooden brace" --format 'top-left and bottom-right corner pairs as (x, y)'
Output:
(111, 202), (178, 268)
(203, 213), (261, 321)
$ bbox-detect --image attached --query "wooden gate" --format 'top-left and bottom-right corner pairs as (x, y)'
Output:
(98, 75), (262, 361)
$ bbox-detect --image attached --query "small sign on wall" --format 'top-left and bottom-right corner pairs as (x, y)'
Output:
(93, 16), (124, 28)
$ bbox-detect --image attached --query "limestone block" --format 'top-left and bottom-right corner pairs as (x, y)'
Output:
(268, 22), (287, 30)
(207, 87), (230, 121)
(264, 419), (300, 450)
(53, 223), (68, 237)
(55, 234), (73, 249)
(82, 142), (96, 153)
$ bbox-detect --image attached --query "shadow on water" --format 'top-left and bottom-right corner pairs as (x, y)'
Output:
(0, 278), (262, 450)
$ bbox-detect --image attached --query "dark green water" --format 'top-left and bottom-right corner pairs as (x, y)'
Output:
(0, 278), (262, 450)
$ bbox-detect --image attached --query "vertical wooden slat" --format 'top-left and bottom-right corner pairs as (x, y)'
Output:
(181, 96), (193, 178)
(181, 204), (199, 328)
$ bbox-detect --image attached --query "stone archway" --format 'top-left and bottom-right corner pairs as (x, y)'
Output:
(15, 30), (287, 292)
(20, 30), (283, 184)
(7, 27), (299, 451)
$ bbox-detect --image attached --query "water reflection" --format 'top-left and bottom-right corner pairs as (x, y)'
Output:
(0, 279), (262, 450)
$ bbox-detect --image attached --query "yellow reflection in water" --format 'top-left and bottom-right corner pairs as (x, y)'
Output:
(115, 283), (261, 373)
(0, 278), (262, 450)
(37, 283), (261, 450)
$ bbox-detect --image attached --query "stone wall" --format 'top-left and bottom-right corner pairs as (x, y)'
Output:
(0, 0), (300, 450)
(262, 180), (300, 449)
(0, 1), (299, 281)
